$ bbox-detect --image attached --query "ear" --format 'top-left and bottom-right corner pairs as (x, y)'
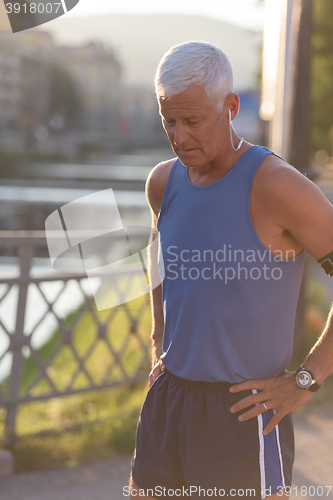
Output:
(224, 93), (240, 122)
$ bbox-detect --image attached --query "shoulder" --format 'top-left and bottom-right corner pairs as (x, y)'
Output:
(254, 152), (333, 258)
(145, 158), (177, 217)
(256, 153), (309, 187)
(254, 152), (325, 208)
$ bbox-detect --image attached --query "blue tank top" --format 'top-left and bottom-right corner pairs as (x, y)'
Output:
(157, 145), (305, 383)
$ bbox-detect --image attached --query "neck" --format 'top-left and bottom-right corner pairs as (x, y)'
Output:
(188, 135), (250, 186)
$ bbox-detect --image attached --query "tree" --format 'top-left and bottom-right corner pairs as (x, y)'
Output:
(49, 63), (82, 128)
(311, 0), (333, 154)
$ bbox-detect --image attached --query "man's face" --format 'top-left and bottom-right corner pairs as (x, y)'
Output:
(159, 85), (228, 168)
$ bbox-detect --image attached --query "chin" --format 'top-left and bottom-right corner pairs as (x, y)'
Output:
(177, 151), (203, 168)
(180, 157), (206, 169)
(179, 159), (198, 168)
(176, 156), (192, 167)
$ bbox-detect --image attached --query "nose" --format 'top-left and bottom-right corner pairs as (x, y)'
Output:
(173, 124), (189, 147)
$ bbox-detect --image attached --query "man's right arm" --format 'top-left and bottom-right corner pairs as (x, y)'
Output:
(146, 159), (175, 387)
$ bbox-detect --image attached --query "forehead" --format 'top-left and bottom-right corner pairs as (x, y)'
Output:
(159, 85), (215, 117)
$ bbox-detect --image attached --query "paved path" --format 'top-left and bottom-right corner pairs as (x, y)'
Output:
(290, 402), (333, 500)
(1, 401), (333, 500)
(0, 455), (132, 500)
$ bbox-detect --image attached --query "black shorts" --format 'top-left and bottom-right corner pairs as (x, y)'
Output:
(131, 369), (294, 499)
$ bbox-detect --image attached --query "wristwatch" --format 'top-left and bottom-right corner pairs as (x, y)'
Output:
(295, 365), (323, 392)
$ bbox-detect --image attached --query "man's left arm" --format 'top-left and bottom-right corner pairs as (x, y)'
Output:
(229, 157), (333, 434)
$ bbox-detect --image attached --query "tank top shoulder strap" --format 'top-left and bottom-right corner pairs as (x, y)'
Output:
(242, 145), (275, 175)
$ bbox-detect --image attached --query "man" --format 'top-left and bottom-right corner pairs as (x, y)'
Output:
(128, 41), (333, 499)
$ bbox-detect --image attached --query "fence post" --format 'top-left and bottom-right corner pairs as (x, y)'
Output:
(5, 243), (34, 445)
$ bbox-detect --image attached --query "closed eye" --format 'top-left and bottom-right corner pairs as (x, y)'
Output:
(187, 119), (202, 126)
(163, 118), (175, 125)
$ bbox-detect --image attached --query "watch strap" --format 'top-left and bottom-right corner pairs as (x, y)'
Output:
(308, 381), (323, 392)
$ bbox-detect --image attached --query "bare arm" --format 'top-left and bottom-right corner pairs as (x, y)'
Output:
(145, 159), (175, 385)
(261, 159), (333, 382)
(230, 157), (333, 432)
(303, 308), (333, 384)
(148, 211), (164, 368)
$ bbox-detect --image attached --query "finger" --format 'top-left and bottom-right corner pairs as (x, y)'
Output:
(230, 392), (264, 413)
(229, 379), (266, 393)
(237, 401), (276, 422)
(263, 412), (283, 435)
(237, 406), (263, 422)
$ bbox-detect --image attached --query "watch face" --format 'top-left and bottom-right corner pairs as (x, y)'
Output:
(296, 371), (312, 388)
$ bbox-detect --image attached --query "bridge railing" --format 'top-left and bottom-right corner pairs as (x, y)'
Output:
(0, 231), (152, 444)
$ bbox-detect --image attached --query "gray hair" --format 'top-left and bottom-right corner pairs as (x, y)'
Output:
(154, 41), (234, 112)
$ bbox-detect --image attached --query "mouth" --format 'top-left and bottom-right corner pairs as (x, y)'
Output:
(178, 148), (197, 153)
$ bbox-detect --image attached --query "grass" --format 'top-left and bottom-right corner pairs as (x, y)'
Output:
(0, 285), (152, 473)
(8, 383), (148, 473)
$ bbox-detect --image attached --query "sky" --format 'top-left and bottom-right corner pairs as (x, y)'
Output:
(64, 0), (265, 31)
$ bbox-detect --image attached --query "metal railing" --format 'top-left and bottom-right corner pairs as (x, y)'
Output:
(0, 231), (152, 444)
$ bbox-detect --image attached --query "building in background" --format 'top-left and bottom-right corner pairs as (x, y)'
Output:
(0, 30), (123, 158)
(0, 31), (55, 130)
(0, 40), (20, 128)
(0, 7), (262, 159)
(0, 30), (57, 156)
(60, 41), (122, 132)
(19, 31), (55, 128)
(0, 30), (55, 128)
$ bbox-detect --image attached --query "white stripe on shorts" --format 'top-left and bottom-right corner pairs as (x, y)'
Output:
(252, 390), (266, 498)
(273, 409), (286, 489)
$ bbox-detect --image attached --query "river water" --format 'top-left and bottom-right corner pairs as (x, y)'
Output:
(0, 153), (164, 384)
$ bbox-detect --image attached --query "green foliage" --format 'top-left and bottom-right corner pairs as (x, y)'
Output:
(49, 63), (82, 127)
(0, 292), (152, 472)
(311, 0), (333, 154)
(7, 382), (148, 473)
